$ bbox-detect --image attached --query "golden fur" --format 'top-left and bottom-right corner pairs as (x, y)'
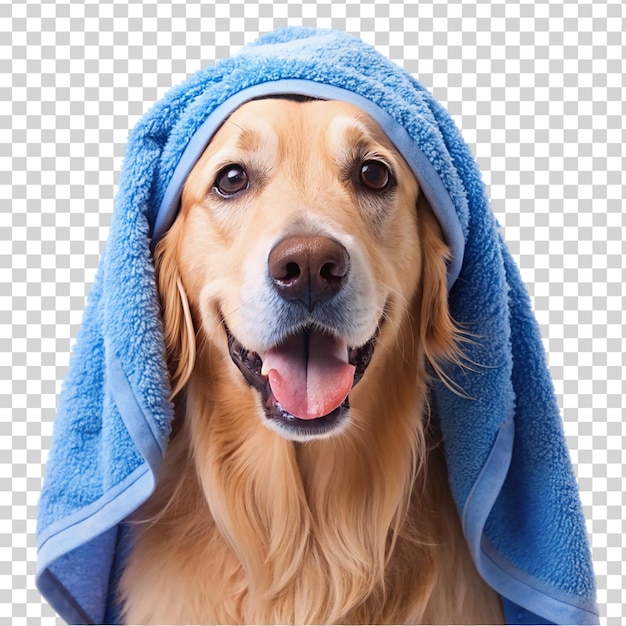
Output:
(119, 99), (504, 624)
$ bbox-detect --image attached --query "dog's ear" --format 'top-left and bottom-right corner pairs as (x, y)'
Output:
(153, 236), (196, 399)
(417, 192), (462, 384)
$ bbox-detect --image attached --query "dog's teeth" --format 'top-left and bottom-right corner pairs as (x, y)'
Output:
(261, 360), (270, 376)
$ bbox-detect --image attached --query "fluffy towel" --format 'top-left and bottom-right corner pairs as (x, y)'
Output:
(37, 27), (597, 625)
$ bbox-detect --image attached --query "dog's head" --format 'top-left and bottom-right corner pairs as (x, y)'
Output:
(155, 98), (457, 441)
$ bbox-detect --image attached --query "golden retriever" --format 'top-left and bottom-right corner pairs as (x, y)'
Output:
(118, 98), (504, 624)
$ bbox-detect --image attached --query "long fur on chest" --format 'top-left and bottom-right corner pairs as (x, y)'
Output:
(118, 342), (502, 624)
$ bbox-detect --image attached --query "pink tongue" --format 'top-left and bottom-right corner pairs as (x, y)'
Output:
(262, 331), (355, 420)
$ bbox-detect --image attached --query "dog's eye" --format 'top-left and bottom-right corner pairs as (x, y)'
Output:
(359, 160), (391, 191)
(214, 165), (249, 196)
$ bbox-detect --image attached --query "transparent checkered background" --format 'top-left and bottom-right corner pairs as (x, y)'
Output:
(2, 0), (624, 623)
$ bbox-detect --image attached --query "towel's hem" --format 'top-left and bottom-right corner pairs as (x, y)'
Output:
(461, 418), (515, 536)
(36, 463), (153, 577)
(461, 418), (599, 625)
(151, 78), (465, 291)
(480, 540), (599, 625)
(105, 343), (167, 469)
(37, 569), (96, 626)
(36, 464), (155, 625)
(37, 346), (165, 553)
(37, 347), (169, 624)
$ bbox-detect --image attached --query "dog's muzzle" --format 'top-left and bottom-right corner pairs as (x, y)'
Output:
(226, 235), (378, 440)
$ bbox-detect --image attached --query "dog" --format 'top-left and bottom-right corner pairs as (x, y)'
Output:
(118, 98), (504, 624)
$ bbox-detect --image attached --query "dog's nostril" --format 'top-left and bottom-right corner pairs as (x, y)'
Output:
(283, 262), (301, 282)
(320, 259), (348, 281)
(268, 236), (350, 309)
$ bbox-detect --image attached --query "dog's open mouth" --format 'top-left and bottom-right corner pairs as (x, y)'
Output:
(227, 326), (377, 438)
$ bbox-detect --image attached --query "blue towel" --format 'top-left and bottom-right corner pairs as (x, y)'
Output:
(37, 27), (597, 625)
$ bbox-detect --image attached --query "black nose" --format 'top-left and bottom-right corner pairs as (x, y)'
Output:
(268, 236), (350, 310)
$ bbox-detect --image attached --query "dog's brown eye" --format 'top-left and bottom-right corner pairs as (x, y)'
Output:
(215, 165), (249, 196)
(359, 160), (391, 191)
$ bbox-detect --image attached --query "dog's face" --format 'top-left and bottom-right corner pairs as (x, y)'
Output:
(156, 98), (453, 441)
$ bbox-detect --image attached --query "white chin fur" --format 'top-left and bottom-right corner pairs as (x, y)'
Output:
(262, 410), (352, 442)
